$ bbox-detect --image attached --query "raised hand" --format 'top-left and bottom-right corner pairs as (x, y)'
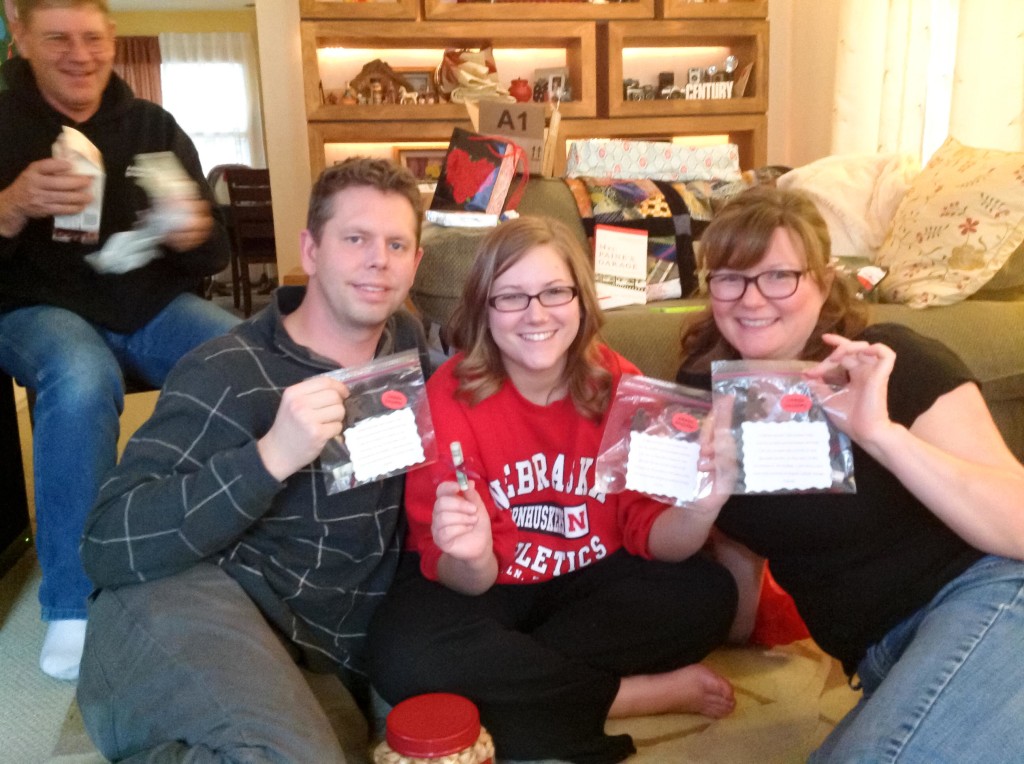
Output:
(804, 333), (897, 447)
(432, 480), (493, 563)
(694, 392), (738, 512)
(160, 197), (215, 252)
(257, 376), (349, 481)
(0, 158), (93, 237)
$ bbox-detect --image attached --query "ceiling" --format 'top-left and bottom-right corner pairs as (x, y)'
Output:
(108, 0), (253, 10)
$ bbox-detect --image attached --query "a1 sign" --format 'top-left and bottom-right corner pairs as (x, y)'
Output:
(477, 100), (546, 174)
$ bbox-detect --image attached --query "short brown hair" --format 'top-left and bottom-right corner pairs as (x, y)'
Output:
(448, 216), (614, 420)
(15, 0), (110, 22)
(680, 186), (867, 369)
(306, 157), (423, 246)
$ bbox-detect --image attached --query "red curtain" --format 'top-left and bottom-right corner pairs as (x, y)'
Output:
(113, 36), (162, 105)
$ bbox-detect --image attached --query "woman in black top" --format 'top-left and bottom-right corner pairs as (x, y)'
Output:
(676, 187), (1024, 762)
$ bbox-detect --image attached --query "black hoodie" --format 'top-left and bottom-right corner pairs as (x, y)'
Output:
(0, 56), (230, 332)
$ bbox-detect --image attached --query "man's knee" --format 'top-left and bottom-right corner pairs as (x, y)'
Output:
(79, 567), (353, 763)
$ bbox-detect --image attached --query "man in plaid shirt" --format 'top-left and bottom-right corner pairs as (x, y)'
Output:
(77, 157), (428, 763)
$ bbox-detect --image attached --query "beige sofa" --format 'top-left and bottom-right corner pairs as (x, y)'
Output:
(412, 178), (1024, 461)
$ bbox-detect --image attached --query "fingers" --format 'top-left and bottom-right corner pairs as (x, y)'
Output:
(15, 159), (94, 219)
(162, 198), (214, 252)
(434, 481), (482, 522)
(807, 334), (895, 380)
(433, 481), (485, 530)
(257, 377), (350, 481)
(279, 376), (348, 425)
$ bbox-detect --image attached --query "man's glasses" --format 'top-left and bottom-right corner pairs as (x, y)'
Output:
(705, 270), (806, 301)
(38, 33), (112, 57)
(488, 286), (579, 312)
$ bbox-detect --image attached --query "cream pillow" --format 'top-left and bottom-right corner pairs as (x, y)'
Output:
(876, 137), (1024, 308)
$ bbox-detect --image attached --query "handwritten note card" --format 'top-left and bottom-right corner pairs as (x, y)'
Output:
(740, 420), (832, 492)
(344, 407), (425, 483)
(625, 431), (701, 503)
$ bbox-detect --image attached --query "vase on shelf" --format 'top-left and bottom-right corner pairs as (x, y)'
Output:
(509, 77), (533, 103)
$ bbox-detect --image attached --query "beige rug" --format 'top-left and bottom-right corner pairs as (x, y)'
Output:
(49, 640), (859, 763)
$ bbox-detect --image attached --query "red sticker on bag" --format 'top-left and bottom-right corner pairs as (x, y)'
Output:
(381, 390), (407, 409)
(780, 394), (812, 413)
(671, 412), (700, 433)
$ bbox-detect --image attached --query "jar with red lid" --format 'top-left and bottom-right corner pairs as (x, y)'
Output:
(373, 693), (495, 764)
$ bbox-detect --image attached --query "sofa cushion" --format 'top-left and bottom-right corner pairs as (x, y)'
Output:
(411, 178), (589, 327)
(875, 137), (1024, 308)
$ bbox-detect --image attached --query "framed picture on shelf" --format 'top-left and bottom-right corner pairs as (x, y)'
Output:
(533, 66), (570, 101)
(395, 66), (437, 99)
(393, 148), (447, 182)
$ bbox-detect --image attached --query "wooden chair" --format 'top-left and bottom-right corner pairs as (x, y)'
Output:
(205, 163), (251, 301)
(223, 168), (277, 317)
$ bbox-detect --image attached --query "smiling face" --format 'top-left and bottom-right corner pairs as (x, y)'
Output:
(711, 227), (831, 361)
(299, 185), (422, 341)
(487, 243), (582, 403)
(14, 4), (115, 122)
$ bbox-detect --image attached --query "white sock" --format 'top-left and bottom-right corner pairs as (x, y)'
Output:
(39, 619), (87, 681)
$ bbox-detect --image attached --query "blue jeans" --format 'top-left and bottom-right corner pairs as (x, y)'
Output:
(811, 555), (1024, 763)
(0, 295), (239, 620)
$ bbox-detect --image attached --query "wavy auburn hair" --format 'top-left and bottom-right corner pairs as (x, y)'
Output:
(680, 186), (867, 371)
(448, 216), (613, 420)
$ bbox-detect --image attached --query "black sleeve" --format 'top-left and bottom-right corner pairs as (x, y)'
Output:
(861, 323), (977, 428)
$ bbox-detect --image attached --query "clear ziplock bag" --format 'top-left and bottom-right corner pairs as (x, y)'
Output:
(319, 350), (437, 494)
(595, 374), (714, 506)
(711, 360), (855, 495)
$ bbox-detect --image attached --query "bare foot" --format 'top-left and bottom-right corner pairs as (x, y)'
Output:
(609, 664), (735, 719)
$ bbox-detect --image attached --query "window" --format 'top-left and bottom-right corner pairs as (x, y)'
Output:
(158, 33), (266, 174)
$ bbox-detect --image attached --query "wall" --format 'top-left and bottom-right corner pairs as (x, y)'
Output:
(767, 0), (841, 169)
(111, 11), (256, 36)
(255, 0), (308, 276)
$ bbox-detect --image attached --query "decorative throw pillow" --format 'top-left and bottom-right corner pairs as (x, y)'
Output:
(972, 240), (1024, 300)
(875, 137), (1024, 308)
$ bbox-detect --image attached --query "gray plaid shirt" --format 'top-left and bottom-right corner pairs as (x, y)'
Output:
(82, 287), (429, 683)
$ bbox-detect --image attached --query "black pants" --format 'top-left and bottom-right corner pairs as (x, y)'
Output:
(368, 550), (737, 764)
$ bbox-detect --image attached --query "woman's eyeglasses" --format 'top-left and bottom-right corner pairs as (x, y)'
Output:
(705, 270), (806, 301)
(488, 286), (579, 312)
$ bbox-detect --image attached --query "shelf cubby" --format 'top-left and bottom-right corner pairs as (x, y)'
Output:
(605, 19), (768, 118)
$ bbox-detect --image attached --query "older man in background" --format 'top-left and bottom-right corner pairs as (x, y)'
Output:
(0, 0), (238, 680)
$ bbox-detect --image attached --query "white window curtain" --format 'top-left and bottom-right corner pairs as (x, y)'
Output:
(831, 0), (1024, 163)
(158, 32), (267, 174)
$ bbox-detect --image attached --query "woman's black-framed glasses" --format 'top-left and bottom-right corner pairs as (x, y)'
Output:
(705, 270), (806, 301)
(488, 286), (579, 312)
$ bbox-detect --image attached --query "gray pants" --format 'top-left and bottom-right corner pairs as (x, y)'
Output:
(77, 563), (370, 763)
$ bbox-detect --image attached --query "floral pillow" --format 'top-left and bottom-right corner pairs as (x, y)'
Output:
(875, 137), (1024, 308)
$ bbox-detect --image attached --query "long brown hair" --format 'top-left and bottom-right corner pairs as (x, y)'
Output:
(680, 186), (867, 371)
(448, 216), (613, 420)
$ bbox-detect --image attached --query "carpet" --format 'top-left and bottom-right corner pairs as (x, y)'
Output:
(2, 549), (859, 763)
(45, 640), (859, 763)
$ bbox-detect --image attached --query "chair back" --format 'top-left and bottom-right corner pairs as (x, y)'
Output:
(223, 167), (277, 315)
(224, 168), (276, 262)
(207, 163), (251, 205)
